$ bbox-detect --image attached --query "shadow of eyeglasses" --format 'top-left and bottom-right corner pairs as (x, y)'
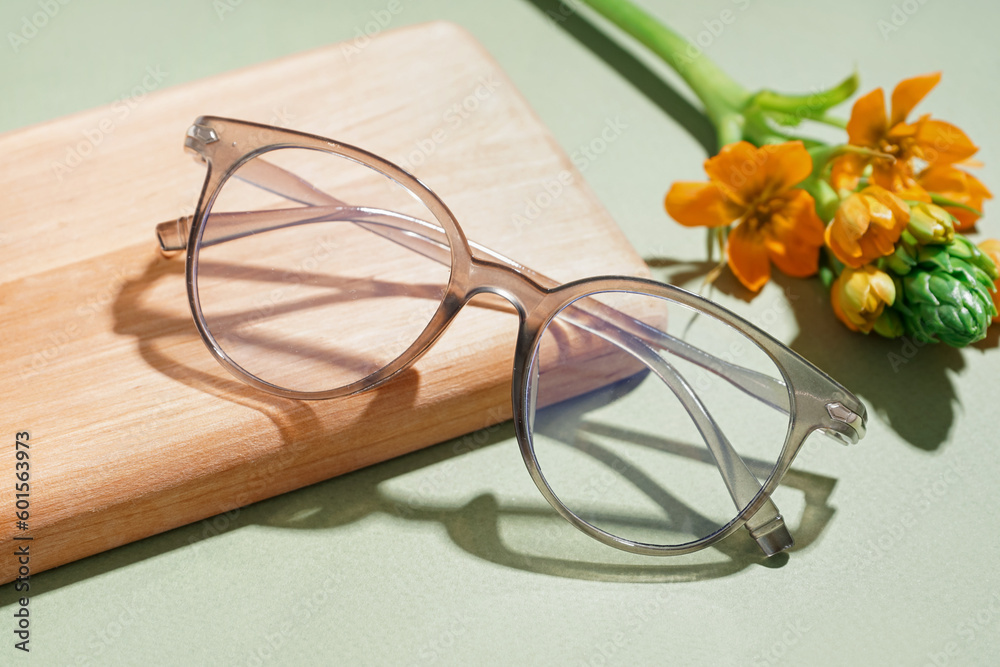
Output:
(242, 414), (837, 583)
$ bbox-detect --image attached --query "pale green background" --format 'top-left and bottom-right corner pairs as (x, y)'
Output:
(2, 0), (999, 665)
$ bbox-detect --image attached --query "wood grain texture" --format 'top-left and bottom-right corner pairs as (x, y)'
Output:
(0, 21), (649, 584)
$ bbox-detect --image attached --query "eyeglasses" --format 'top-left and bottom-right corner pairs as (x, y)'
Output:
(154, 117), (866, 558)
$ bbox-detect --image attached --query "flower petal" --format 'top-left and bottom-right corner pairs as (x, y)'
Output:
(918, 165), (993, 231)
(825, 188), (909, 269)
(704, 141), (811, 206)
(913, 119), (979, 165)
(765, 191), (823, 278)
(727, 223), (771, 292)
(919, 165), (992, 198)
(703, 141), (767, 207)
(846, 87), (888, 148)
(889, 72), (941, 126)
(863, 197), (896, 230)
(831, 281), (861, 332)
(865, 185), (910, 217)
(830, 152), (868, 192)
(760, 141), (813, 197)
(831, 193), (871, 239)
(950, 209), (980, 232)
(868, 269), (897, 306)
(978, 239), (1000, 322)
(665, 181), (742, 228)
(870, 160), (928, 200)
(863, 186), (910, 228)
(771, 189), (825, 243)
(832, 266), (894, 334)
(825, 223), (863, 267)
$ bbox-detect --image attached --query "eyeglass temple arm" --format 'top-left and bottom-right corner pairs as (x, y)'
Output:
(156, 206), (791, 418)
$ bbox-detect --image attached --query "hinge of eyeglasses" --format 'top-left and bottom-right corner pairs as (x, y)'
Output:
(823, 401), (866, 445)
(186, 124), (219, 144)
(184, 123), (219, 162)
(156, 215), (192, 255)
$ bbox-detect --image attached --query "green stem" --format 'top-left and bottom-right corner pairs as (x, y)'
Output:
(815, 113), (848, 130)
(577, 0), (855, 151)
(577, 0), (749, 135)
(748, 72), (858, 119)
(928, 193), (983, 216)
(799, 175), (841, 222)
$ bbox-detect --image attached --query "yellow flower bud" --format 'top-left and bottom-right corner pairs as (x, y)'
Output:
(831, 265), (897, 334)
(907, 202), (955, 245)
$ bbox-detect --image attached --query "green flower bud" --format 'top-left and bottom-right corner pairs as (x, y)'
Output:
(883, 243), (917, 276)
(894, 236), (999, 347)
(906, 203), (955, 245)
(872, 308), (904, 338)
(916, 236), (999, 285)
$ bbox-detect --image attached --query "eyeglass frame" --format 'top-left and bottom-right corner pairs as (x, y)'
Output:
(154, 116), (867, 558)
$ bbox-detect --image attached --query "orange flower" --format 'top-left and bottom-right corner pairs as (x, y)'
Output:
(665, 141), (824, 292)
(979, 239), (1000, 323)
(824, 186), (910, 268)
(831, 73), (978, 200)
(917, 165), (993, 231)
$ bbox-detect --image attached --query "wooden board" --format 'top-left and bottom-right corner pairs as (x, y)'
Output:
(0, 21), (650, 584)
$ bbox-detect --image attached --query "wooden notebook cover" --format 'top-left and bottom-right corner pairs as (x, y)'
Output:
(0, 21), (650, 583)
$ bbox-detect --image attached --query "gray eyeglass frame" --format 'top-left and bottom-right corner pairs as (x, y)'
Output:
(154, 116), (867, 558)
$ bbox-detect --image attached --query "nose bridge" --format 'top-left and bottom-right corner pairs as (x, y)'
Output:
(465, 257), (549, 317)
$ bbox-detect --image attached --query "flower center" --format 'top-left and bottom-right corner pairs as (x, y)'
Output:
(877, 138), (900, 158)
(744, 200), (775, 235)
